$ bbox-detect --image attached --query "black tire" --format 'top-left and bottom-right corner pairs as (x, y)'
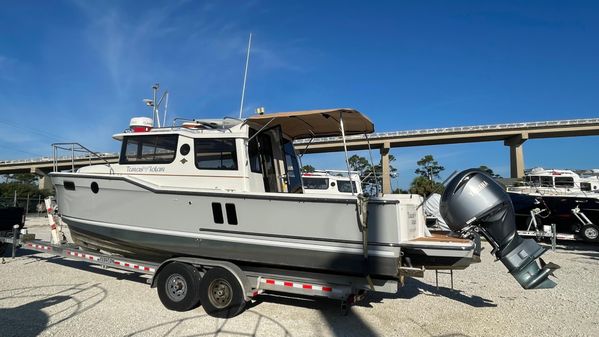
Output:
(156, 262), (201, 312)
(581, 224), (599, 242)
(199, 267), (246, 318)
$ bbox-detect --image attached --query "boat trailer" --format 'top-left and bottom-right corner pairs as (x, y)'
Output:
(517, 206), (599, 243)
(1, 200), (407, 317)
(0, 231), (402, 316)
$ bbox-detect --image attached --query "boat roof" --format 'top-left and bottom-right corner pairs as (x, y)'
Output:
(245, 108), (374, 139)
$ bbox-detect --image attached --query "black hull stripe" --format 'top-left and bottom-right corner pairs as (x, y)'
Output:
(65, 214), (472, 252)
(199, 228), (401, 247)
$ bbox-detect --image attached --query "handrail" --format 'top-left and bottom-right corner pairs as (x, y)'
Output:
(51, 143), (114, 174)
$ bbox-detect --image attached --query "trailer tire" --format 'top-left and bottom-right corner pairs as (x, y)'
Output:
(199, 267), (245, 318)
(581, 224), (599, 242)
(156, 262), (201, 312)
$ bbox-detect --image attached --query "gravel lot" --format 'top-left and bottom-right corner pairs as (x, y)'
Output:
(1, 217), (598, 337)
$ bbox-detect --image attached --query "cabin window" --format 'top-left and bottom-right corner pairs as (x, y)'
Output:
(225, 203), (238, 225)
(337, 180), (357, 193)
(282, 139), (302, 193)
(194, 139), (238, 170)
(554, 177), (574, 188)
(581, 182), (592, 191)
(303, 177), (329, 190)
(211, 203), (224, 224)
(540, 176), (553, 187)
(120, 135), (178, 164)
(526, 176), (541, 186)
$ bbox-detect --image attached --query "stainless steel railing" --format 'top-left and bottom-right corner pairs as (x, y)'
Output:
(51, 143), (114, 174)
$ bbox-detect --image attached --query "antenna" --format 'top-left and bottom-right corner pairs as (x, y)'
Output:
(144, 84), (169, 127)
(239, 33), (252, 119)
(163, 92), (169, 127)
(152, 83), (160, 127)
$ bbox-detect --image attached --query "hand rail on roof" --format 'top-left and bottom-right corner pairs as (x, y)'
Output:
(51, 143), (114, 174)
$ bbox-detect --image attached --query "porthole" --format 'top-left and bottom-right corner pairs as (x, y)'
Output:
(180, 144), (190, 156)
(91, 182), (99, 194)
(330, 182), (336, 187)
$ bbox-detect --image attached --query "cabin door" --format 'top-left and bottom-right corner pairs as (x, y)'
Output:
(257, 132), (277, 192)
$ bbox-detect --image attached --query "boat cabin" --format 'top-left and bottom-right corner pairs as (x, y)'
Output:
(302, 170), (363, 195)
(521, 168), (599, 192)
(79, 109), (374, 195)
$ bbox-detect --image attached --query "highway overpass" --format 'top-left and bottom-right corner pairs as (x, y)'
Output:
(1, 117), (598, 192)
(295, 117), (599, 192)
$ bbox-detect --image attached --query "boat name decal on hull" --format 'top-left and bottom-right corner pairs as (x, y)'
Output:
(126, 166), (166, 173)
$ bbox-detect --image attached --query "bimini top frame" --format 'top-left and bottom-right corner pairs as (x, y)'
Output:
(245, 108), (374, 140)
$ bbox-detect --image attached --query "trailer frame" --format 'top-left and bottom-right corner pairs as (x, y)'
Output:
(1, 230), (401, 316)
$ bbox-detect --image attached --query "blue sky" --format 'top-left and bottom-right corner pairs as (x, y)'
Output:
(1, 1), (598, 189)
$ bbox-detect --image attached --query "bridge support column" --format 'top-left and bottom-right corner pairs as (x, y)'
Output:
(31, 168), (53, 191)
(504, 134), (528, 179)
(380, 142), (392, 194)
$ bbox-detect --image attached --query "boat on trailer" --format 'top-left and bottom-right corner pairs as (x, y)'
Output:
(51, 108), (474, 278)
(508, 168), (599, 242)
(47, 101), (558, 317)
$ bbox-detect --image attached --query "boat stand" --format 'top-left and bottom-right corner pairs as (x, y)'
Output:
(572, 206), (595, 227)
(434, 269), (454, 290)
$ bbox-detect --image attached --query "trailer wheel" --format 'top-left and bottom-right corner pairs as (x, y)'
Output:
(581, 224), (599, 242)
(199, 267), (245, 318)
(156, 262), (201, 312)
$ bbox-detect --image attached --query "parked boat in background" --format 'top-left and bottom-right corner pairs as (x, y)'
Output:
(508, 168), (599, 242)
(302, 170), (363, 195)
(517, 167), (599, 192)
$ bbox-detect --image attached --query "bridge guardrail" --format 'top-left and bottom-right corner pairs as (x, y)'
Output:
(2, 117), (598, 164)
(293, 117), (599, 144)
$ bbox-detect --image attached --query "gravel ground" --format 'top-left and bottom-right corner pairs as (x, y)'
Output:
(1, 217), (598, 337)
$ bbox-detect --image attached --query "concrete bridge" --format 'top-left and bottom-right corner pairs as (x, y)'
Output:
(296, 117), (599, 192)
(1, 117), (598, 192)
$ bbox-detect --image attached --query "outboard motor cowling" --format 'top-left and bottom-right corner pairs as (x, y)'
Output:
(440, 169), (558, 289)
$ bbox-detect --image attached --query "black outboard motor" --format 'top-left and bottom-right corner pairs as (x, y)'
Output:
(440, 169), (558, 289)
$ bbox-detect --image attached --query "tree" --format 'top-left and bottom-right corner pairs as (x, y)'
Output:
(409, 176), (445, 197)
(345, 154), (398, 193)
(478, 165), (501, 178)
(410, 155), (445, 196)
(301, 165), (315, 173)
(0, 174), (52, 207)
(415, 155), (444, 181)
(347, 155), (370, 174)
(4, 173), (38, 185)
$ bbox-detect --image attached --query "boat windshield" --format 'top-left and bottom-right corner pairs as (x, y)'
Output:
(283, 139), (302, 193)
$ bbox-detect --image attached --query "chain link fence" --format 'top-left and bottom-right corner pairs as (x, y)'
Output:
(0, 196), (48, 218)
